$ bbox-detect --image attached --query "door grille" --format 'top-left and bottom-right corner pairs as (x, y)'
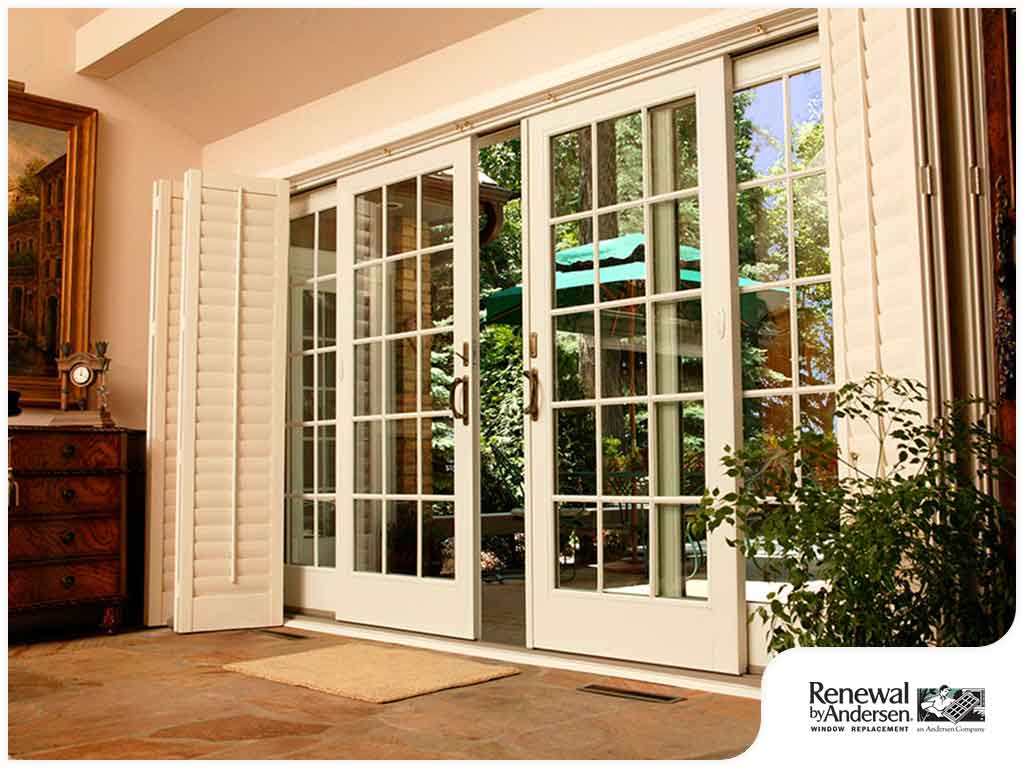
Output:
(577, 683), (685, 704)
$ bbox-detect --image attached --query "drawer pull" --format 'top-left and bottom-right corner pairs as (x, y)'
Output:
(61, 488), (77, 503)
(61, 444), (77, 459)
(60, 530), (76, 545)
(60, 574), (76, 590)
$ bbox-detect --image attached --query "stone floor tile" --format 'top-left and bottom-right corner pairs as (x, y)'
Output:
(203, 735), (325, 759)
(7, 624), (760, 759)
(8, 667), (64, 703)
(294, 721), (480, 760)
(23, 737), (222, 760)
(8, 714), (196, 756)
(288, 740), (460, 760)
(246, 688), (380, 723)
(150, 714), (331, 742)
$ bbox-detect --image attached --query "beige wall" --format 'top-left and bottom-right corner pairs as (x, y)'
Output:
(6, 7), (720, 429)
(8, 8), (202, 429)
(202, 8), (720, 176)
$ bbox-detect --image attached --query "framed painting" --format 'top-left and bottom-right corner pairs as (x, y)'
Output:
(8, 84), (97, 407)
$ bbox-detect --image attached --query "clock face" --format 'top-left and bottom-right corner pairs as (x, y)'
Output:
(70, 364), (93, 387)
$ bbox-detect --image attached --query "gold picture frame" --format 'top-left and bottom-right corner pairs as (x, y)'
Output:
(8, 85), (98, 408)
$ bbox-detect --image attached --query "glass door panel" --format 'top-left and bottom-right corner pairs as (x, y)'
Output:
(286, 202), (338, 570)
(337, 138), (479, 640)
(527, 57), (745, 673)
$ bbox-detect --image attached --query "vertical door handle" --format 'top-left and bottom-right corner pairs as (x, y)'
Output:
(448, 375), (470, 426)
(524, 368), (540, 421)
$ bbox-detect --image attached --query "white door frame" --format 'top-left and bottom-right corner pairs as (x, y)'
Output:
(524, 56), (746, 674)
(335, 138), (481, 639)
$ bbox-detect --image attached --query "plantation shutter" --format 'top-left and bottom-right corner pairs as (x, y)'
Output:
(145, 179), (185, 626)
(819, 8), (932, 469)
(173, 169), (288, 633)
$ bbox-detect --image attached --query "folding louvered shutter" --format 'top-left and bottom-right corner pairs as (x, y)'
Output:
(145, 179), (185, 626)
(173, 169), (288, 633)
(819, 8), (931, 470)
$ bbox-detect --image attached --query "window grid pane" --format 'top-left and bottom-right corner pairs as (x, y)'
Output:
(549, 99), (707, 600)
(351, 171), (457, 578)
(735, 66), (835, 441)
(287, 205), (339, 567)
(734, 66), (834, 590)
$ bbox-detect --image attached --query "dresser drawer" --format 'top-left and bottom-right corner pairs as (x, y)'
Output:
(9, 559), (120, 609)
(9, 518), (121, 562)
(9, 431), (122, 472)
(13, 476), (122, 517)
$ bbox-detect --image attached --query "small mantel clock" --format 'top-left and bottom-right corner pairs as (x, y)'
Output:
(56, 341), (114, 427)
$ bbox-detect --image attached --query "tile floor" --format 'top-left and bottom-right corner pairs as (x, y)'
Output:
(8, 626), (760, 759)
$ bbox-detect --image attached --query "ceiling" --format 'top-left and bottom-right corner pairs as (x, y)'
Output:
(60, 8), (105, 29)
(103, 8), (534, 145)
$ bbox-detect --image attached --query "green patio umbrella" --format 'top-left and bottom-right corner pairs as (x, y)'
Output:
(484, 235), (767, 326)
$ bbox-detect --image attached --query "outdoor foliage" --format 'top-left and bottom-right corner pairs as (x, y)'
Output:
(479, 322), (525, 513)
(478, 141), (527, 570)
(479, 139), (523, 295)
(698, 374), (1015, 651)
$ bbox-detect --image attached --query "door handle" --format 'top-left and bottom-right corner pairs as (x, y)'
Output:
(448, 375), (470, 426)
(523, 368), (539, 421)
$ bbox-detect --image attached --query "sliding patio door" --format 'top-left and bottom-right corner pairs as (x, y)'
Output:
(525, 57), (746, 673)
(335, 139), (481, 639)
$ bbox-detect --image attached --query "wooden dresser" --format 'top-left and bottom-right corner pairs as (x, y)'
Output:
(8, 426), (145, 633)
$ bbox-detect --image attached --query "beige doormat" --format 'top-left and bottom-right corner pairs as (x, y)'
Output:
(223, 642), (519, 703)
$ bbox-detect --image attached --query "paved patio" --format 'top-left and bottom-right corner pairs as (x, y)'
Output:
(8, 626), (760, 759)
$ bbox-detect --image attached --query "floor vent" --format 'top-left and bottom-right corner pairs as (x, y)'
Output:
(255, 629), (310, 641)
(577, 683), (685, 704)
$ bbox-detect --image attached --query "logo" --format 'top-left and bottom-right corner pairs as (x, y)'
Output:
(808, 682), (914, 733)
(917, 686), (986, 724)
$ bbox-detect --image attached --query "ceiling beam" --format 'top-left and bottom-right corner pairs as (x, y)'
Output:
(76, 8), (229, 79)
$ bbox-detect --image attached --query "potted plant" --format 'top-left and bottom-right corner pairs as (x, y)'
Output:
(698, 374), (1014, 651)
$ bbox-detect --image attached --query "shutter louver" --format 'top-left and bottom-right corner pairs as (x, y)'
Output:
(819, 8), (931, 471)
(173, 170), (288, 632)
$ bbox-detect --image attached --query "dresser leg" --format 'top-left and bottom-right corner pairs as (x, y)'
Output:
(101, 603), (122, 634)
